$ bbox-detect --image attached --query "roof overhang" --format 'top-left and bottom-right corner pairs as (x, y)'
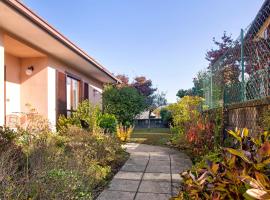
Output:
(0, 0), (120, 84)
(246, 0), (270, 39)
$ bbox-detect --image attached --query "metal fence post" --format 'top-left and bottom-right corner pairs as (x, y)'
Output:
(240, 28), (245, 102)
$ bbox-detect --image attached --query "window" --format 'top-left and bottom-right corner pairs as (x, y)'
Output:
(66, 76), (80, 114)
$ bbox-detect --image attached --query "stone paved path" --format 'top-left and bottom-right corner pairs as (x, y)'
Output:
(97, 143), (192, 200)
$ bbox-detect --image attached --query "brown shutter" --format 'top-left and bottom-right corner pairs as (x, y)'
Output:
(56, 71), (67, 118)
(79, 81), (83, 102)
(83, 82), (89, 100)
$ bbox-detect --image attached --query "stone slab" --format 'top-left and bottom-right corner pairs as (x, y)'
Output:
(150, 154), (170, 161)
(143, 173), (171, 182)
(172, 182), (181, 196)
(97, 190), (135, 200)
(121, 163), (146, 172)
(138, 181), (171, 194)
(108, 179), (140, 192)
(125, 158), (148, 166)
(135, 193), (171, 200)
(114, 171), (143, 180)
(146, 164), (170, 173)
(172, 173), (182, 183)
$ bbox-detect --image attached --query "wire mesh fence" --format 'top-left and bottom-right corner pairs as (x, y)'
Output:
(203, 1), (270, 110)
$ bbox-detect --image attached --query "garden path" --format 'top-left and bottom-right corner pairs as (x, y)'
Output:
(97, 143), (192, 200)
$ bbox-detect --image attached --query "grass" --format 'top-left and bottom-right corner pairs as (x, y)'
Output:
(130, 128), (171, 146)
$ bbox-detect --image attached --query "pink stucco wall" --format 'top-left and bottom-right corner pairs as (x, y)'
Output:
(5, 53), (21, 114)
(20, 57), (48, 116)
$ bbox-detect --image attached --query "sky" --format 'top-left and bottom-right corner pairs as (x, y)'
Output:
(23, 0), (263, 103)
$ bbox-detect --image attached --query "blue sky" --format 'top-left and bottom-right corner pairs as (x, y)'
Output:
(23, 0), (263, 103)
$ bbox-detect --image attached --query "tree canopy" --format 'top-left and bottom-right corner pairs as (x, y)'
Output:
(102, 85), (146, 125)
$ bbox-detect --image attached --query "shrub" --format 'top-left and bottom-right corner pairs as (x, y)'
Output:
(98, 114), (118, 134)
(0, 126), (31, 199)
(116, 124), (134, 142)
(168, 96), (222, 161)
(0, 126), (17, 150)
(172, 128), (270, 200)
(57, 100), (101, 133)
(192, 148), (222, 170)
(168, 96), (203, 135)
(160, 107), (172, 127)
(0, 110), (127, 199)
(102, 85), (146, 125)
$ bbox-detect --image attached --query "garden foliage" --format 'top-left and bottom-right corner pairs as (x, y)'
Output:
(116, 124), (134, 142)
(168, 96), (223, 161)
(160, 107), (172, 127)
(172, 128), (270, 200)
(102, 85), (146, 125)
(0, 104), (127, 199)
(57, 100), (101, 132)
(98, 113), (118, 134)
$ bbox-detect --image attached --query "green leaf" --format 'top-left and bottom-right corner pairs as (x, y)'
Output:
(225, 148), (252, 164)
(228, 130), (242, 142)
(254, 158), (270, 170)
(242, 128), (249, 137)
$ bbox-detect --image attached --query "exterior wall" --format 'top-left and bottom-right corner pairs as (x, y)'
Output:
(5, 53), (21, 115)
(20, 57), (48, 116)
(47, 67), (56, 129)
(0, 31), (4, 125)
(48, 57), (104, 106)
(1, 36), (106, 128)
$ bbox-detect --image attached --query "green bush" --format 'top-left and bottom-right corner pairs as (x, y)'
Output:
(168, 96), (203, 134)
(0, 126), (17, 149)
(57, 100), (101, 133)
(160, 107), (172, 127)
(98, 114), (118, 134)
(102, 85), (146, 125)
(192, 148), (222, 170)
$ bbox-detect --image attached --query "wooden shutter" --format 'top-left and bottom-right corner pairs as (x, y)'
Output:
(83, 82), (89, 100)
(56, 71), (67, 118)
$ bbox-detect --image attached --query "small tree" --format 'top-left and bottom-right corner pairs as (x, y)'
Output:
(131, 76), (157, 97)
(116, 74), (129, 87)
(102, 85), (146, 125)
(160, 107), (172, 127)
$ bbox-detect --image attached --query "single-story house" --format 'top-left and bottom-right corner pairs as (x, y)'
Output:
(0, 0), (119, 128)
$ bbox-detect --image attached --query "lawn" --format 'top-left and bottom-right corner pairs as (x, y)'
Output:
(130, 128), (171, 146)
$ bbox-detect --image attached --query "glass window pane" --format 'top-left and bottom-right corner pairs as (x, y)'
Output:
(72, 79), (80, 110)
(66, 77), (80, 111)
(66, 77), (71, 110)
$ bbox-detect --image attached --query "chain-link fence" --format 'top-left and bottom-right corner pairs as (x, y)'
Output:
(203, 1), (270, 110)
